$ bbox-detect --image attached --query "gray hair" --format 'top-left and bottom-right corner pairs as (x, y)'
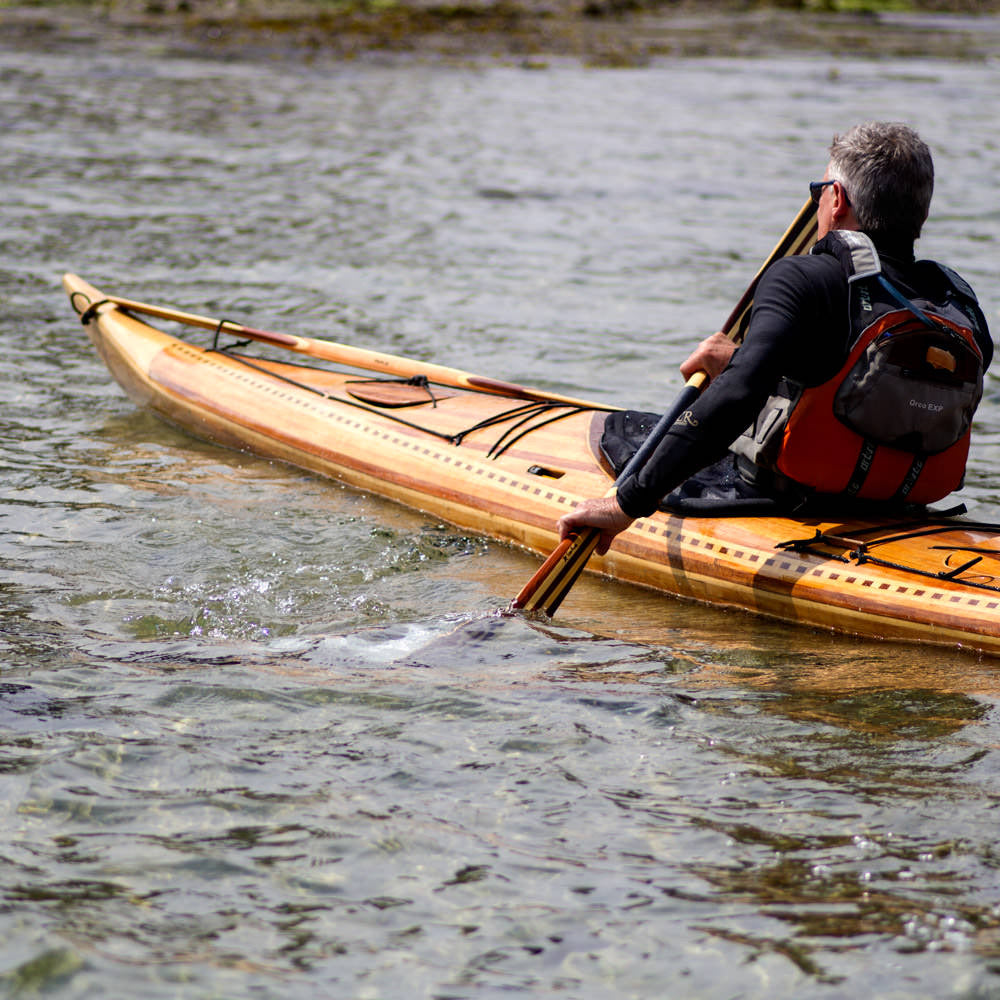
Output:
(828, 122), (934, 242)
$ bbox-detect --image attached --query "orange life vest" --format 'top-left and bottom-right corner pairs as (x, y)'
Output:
(732, 231), (985, 505)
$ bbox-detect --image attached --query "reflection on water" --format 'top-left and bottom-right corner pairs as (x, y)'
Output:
(3, 21), (1000, 1000)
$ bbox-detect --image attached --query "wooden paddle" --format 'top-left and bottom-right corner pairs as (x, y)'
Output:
(81, 289), (607, 411)
(510, 198), (819, 616)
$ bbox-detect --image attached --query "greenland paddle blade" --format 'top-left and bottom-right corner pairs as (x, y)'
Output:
(510, 197), (818, 617)
(511, 528), (601, 616)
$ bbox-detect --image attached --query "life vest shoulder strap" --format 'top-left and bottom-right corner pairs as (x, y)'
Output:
(811, 229), (882, 283)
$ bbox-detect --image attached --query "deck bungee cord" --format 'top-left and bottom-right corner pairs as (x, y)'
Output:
(71, 288), (613, 460)
(777, 519), (1000, 593)
(219, 347), (602, 459)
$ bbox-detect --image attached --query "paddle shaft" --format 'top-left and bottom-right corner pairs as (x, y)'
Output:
(96, 293), (607, 411)
(511, 198), (818, 615)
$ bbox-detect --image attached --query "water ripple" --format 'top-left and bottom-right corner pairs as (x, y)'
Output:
(3, 29), (1000, 1000)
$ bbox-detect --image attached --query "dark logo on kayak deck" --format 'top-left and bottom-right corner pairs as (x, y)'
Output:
(676, 410), (699, 427)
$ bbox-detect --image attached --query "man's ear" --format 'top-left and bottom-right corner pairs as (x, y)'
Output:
(832, 182), (857, 227)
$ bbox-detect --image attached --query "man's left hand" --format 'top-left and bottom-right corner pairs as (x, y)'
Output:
(680, 331), (736, 381)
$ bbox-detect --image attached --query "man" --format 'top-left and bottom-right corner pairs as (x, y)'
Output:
(559, 121), (993, 556)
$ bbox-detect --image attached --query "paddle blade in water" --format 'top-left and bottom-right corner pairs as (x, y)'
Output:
(509, 529), (600, 616)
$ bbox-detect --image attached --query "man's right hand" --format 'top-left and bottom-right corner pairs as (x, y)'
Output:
(557, 496), (635, 556)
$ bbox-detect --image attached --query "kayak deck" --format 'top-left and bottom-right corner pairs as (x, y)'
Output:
(64, 273), (1000, 655)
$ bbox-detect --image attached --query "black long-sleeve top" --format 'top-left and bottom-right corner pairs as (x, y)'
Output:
(615, 235), (993, 519)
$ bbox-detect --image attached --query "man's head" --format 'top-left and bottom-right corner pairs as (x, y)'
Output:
(826, 121), (934, 243)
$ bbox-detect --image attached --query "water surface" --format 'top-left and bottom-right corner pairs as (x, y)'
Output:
(3, 23), (1000, 1000)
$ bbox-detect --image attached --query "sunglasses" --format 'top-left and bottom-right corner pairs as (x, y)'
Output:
(810, 179), (851, 205)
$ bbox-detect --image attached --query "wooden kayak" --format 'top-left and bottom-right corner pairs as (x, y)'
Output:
(64, 273), (1000, 656)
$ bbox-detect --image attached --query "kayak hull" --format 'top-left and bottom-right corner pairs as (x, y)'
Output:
(64, 273), (1000, 655)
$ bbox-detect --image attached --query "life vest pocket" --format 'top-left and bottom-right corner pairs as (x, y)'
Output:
(833, 322), (983, 455)
(731, 382), (800, 469)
